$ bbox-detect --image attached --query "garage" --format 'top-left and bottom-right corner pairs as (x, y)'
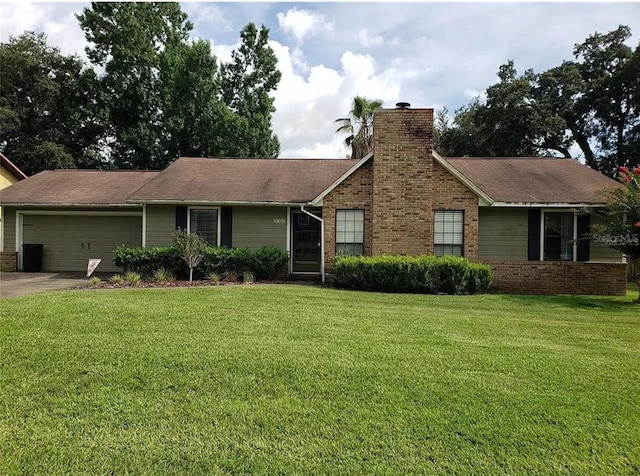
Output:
(22, 214), (142, 272)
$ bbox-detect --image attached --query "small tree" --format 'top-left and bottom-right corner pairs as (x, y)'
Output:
(173, 229), (208, 282)
(593, 166), (640, 302)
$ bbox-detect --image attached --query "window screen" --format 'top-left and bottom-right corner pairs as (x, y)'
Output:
(336, 209), (364, 256)
(434, 210), (463, 257)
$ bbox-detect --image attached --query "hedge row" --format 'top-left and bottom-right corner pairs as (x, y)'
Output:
(334, 255), (492, 294)
(114, 245), (289, 280)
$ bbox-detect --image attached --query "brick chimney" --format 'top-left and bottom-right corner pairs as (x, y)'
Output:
(371, 103), (434, 255)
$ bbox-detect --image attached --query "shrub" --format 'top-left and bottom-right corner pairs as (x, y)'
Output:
(87, 276), (102, 288)
(114, 245), (182, 277)
(109, 274), (124, 285)
(125, 272), (141, 287)
(222, 270), (238, 283)
(114, 244), (288, 282)
(153, 267), (174, 283)
(251, 246), (289, 280)
(334, 255), (491, 295)
(242, 271), (255, 284)
(208, 272), (221, 284)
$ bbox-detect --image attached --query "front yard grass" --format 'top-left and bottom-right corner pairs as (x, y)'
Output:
(1, 286), (639, 474)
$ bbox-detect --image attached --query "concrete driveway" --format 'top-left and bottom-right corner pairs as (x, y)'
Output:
(0, 272), (91, 298)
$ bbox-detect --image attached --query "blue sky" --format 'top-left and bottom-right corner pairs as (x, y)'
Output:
(1, 2), (639, 159)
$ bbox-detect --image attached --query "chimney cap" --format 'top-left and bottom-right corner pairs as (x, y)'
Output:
(395, 102), (410, 109)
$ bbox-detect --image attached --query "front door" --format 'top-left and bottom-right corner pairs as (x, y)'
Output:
(292, 211), (321, 273)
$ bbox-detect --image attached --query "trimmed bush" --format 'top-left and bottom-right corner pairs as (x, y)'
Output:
(114, 245), (289, 281)
(114, 245), (182, 277)
(334, 255), (492, 294)
(251, 246), (289, 280)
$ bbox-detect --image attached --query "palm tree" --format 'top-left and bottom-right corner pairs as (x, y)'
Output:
(335, 96), (384, 159)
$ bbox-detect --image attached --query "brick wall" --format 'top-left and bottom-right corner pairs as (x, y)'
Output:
(323, 161), (373, 264)
(371, 108), (435, 255)
(0, 251), (17, 271)
(324, 106), (481, 261)
(485, 260), (627, 296)
(432, 161), (479, 260)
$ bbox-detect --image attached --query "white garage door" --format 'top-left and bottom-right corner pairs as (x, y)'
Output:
(22, 215), (142, 272)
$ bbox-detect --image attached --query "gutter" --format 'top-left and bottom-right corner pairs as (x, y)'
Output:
(300, 205), (325, 285)
(125, 199), (305, 207)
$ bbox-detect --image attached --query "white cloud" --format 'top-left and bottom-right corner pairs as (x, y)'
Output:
(356, 29), (384, 48)
(181, 3), (231, 32)
(270, 44), (412, 158)
(277, 7), (333, 43)
(1, 2), (91, 61)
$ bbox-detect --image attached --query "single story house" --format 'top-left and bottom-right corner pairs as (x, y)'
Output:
(0, 104), (627, 294)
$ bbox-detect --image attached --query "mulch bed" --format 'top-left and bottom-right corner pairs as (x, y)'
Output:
(74, 278), (304, 291)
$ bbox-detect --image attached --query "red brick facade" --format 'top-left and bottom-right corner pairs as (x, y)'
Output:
(485, 260), (627, 296)
(323, 161), (373, 264)
(371, 108), (434, 255)
(432, 161), (479, 260)
(321, 105), (626, 296)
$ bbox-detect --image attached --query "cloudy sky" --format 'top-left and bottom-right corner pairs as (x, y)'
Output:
(1, 1), (639, 159)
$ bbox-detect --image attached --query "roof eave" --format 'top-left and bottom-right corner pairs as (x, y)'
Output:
(126, 199), (307, 207)
(486, 201), (607, 208)
(0, 153), (28, 180)
(433, 151), (495, 205)
(0, 202), (142, 208)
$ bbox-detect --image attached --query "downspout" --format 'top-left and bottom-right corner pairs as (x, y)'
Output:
(300, 205), (325, 284)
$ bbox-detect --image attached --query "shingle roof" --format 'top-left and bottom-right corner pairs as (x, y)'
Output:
(444, 157), (621, 204)
(128, 157), (359, 204)
(0, 170), (159, 205)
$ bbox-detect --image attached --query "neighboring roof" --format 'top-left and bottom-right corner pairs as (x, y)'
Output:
(0, 152), (28, 181)
(444, 157), (621, 205)
(0, 170), (159, 206)
(128, 157), (359, 204)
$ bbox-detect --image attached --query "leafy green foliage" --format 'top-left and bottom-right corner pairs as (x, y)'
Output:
(108, 274), (124, 285)
(334, 255), (492, 294)
(114, 244), (288, 281)
(220, 23), (282, 157)
(76, 6), (282, 169)
(77, 2), (193, 170)
(153, 267), (175, 283)
(335, 96), (383, 159)
(124, 271), (141, 286)
(173, 229), (208, 282)
(436, 25), (639, 176)
(0, 32), (106, 175)
(250, 246), (289, 280)
(592, 166), (640, 301)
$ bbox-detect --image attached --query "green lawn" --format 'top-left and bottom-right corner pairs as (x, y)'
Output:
(1, 286), (639, 475)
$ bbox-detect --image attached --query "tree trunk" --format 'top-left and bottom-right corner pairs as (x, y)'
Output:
(189, 267), (193, 283)
(568, 122), (597, 170)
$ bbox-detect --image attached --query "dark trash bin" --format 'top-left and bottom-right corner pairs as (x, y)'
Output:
(23, 243), (44, 272)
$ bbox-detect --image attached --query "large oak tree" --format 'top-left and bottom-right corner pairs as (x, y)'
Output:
(436, 25), (639, 177)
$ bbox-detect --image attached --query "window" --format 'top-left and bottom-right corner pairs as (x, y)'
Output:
(189, 208), (219, 246)
(336, 209), (364, 256)
(434, 210), (463, 257)
(543, 211), (574, 261)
